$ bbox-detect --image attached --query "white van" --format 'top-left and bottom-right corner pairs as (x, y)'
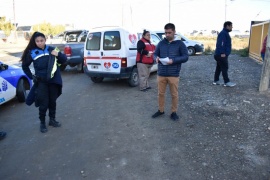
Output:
(153, 31), (204, 56)
(83, 27), (160, 86)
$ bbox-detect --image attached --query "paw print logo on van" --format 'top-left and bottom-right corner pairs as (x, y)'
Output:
(129, 34), (137, 45)
(104, 62), (111, 69)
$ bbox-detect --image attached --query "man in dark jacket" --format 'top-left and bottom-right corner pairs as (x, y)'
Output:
(213, 21), (236, 87)
(152, 23), (189, 121)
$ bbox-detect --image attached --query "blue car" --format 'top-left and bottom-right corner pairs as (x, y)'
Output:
(0, 61), (32, 105)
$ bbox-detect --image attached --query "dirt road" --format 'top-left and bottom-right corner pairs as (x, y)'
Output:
(0, 44), (270, 179)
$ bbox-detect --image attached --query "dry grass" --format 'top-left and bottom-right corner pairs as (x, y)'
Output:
(187, 36), (249, 50)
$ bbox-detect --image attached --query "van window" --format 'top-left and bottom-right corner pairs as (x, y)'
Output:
(86, 32), (101, 50)
(151, 34), (161, 46)
(103, 31), (121, 50)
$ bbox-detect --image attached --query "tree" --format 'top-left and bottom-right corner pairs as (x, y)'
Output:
(0, 16), (14, 36)
(32, 21), (65, 37)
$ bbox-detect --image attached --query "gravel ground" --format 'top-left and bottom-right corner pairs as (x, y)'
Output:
(1, 41), (270, 179)
(174, 54), (270, 179)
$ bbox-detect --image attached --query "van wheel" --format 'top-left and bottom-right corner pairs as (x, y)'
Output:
(91, 77), (104, 83)
(128, 68), (139, 87)
(60, 64), (67, 71)
(188, 47), (195, 56)
(77, 62), (84, 73)
(16, 79), (26, 102)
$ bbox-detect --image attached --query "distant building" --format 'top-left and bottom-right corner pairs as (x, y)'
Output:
(16, 25), (33, 40)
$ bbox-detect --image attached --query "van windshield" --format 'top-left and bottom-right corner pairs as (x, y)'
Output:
(86, 32), (101, 50)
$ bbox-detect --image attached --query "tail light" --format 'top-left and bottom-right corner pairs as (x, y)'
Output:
(84, 58), (87, 66)
(64, 46), (71, 56)
(121, 58), (127, 68)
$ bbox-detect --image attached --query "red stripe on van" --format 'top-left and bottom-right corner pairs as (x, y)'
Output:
(84, 57), (100, 60)
(84, 57), (122, 60)
(101, 57), (121, 60)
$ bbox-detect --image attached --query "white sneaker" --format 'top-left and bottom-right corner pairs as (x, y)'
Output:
(224, 82), (236, 87)
(213, 81), (221, 85)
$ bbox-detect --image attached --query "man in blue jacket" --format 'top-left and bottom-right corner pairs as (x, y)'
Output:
(213, 21), (236, 87)
(152, 23), (189, 121)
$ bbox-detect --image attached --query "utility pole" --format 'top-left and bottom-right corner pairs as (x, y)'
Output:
(169, 0), (171, 22)
(13, 0), (17, 42)
(225, 0), (235, 21)
(225, 0), (227, 21)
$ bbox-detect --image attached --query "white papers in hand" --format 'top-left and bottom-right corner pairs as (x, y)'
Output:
(159, 57), (169, 65)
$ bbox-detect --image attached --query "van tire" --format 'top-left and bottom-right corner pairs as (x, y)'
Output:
(77, 62), (84, 73)
(128, 68), (139, 87)
(91, 77), (104, 83)
(16, 79), (26, 102)
(188, 47), (195, 56)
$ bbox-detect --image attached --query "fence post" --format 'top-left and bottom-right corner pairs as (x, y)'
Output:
(259, 23), (270, 92)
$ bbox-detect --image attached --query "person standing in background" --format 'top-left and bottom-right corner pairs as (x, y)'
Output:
(136, 30), (155, 92)
(213, 21), (236, 87)
(261, 35), (268, 61)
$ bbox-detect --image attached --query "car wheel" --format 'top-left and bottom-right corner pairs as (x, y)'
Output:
(16, 79), (26, 102)
(188, 47), (195, 56)
(60, 64), (67, 71)
(128, 67), (139, 87)
(91, 77), (104, 83)
(76, 62), (84, 73)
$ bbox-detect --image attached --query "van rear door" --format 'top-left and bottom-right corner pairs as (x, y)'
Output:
(84, 30), (123, 74)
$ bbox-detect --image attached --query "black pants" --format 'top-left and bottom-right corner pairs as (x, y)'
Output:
(36, 82), (60, 122)
(214, 55), (230, 83)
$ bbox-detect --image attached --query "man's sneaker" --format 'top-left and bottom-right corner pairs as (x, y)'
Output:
(152, 110), (164, 118)
(0, 131), (7, 140)
(170, 112), (179, 121)
(213, 81), (221, 85)
(40, 123), (48, 133)
(146, 86), (152, 89)
(140, 89), (148, 92)
(224, 82), (236, 87)
(49, 119), (61, 127)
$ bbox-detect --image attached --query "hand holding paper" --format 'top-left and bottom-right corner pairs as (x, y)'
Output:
(159, 57), (170, 65)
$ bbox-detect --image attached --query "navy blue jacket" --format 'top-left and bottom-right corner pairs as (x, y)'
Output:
(214, 28), (232, 56)
(22, 45), (67, 85)
(154, 38), (189, 77)
(22, 45), (67, 106)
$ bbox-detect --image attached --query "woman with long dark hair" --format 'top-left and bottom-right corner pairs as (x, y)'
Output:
(21, 32), (67, 133)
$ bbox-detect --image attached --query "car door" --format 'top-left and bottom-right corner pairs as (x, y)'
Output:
(84, 30), (123, 74)
(101, 31), (122, 73)
(0, 67), (16, 105)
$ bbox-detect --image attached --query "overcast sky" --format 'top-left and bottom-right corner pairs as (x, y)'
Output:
(0, 0), (269, 33)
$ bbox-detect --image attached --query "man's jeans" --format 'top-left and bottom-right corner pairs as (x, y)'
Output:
(214, 55), (230, 83)
(157, 76), (179, 113)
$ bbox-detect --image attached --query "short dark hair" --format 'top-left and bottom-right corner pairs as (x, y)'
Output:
(223, 21), (232, 28)
(143, 29), (150, 36)
(164, 23), (175, 31)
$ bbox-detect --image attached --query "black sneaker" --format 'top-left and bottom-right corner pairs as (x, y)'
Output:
(146, 86), (152, 89)
(152, 110), (164, 118)
(40, 123), (48, 133)
(140, 89), (148, 92)
(49, 119), (61, 127)
(170, 112), (179, 121)
(0, 131), (7, 140)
